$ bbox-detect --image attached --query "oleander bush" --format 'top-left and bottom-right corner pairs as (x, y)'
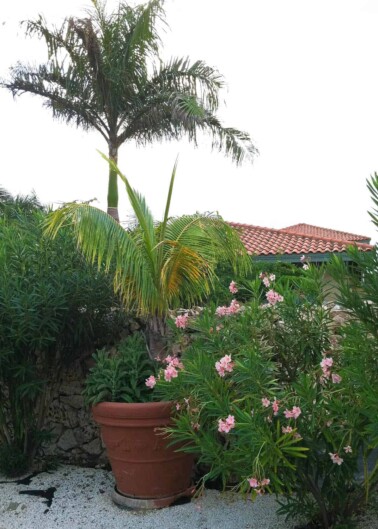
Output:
(154, 262), (377, 528)
(0, 193), (126, 475)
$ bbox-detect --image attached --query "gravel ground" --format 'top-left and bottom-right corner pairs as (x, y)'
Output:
(0, 465), (377, 529)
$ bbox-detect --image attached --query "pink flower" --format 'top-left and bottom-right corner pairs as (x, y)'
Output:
(248, 477), (259, 488)
(228, 299), (241, 314)
(175, 402), (181, 410)
(269, 274), (276, 282)
(259, 272), (265, 279)
(165, 356), (183, 370)
(229, 281), (238, 294)
(329, 452), (344, 465)
(272, 398), (280, 415)
(175, 313), (189, 329)
(344, 445), (352, 453)
(300, 255), (306, 262)
(266, 289), (284, 306)
(248, 477), (270, 490)
(292, 406), (301, 419)
(216, 305), (229, 316)
(215, 354), (234, 377)
(332, 373), (342, 384)
(284, 406), (302, 419)
(164, 365), (178, 382)
(215, 299), (241, 317)
(145, 375), (156, 389)
(218, 415), (235, 433)
(320, 357), (333, 369)
(263, 277), (271, 288)
(282, 426), (293, 434)
(261, 397), (271, 408)
(303, 264), (309, 270)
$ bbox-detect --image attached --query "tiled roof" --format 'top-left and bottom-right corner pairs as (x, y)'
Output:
(229, 222), (374, 256)
(282, 223), (370, 243)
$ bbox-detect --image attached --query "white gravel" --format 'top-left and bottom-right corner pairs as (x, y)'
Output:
(0, 465), (376, 529)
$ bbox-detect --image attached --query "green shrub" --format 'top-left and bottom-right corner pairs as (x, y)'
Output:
(83, 333), (158, 405)
(154, 265), (376, 529)
(0, 194), (127, 475)
(0, 444), (29, 477)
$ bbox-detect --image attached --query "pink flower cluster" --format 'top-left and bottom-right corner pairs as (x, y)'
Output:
(248, 476), (270, 495)
(229, 281), (238, 294)
(145, 375), (156, 389)
(261, 397), (280, 415)
(329, 452), (344, 465)
(266, 289), (284, 306)
(215, 354), (234, 377)
(282, 426), (293, 434)
(320, 356), (342, 384)
(163, 355), (184, 382)
(261, 397), (280, 416)
(284, 406), (302, 419)
(215, 299), (241, 317)
(259, 272), (276, 288)
(175, 313), (189, 329)
(218, 415), (235, 433)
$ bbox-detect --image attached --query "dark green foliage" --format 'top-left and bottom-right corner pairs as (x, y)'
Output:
(0, 192), (126, 475)
(0, 444), (29, 477)
(83, 334), (157, 405)
(157, 261), (377, 528)
(209, 258), (302, 306)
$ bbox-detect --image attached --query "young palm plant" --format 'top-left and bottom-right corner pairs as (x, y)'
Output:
(45, 156), (251, 358)
(2, 0), (257, 221)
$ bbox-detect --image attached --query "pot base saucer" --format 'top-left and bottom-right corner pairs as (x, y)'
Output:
(111, 484), (196, 510)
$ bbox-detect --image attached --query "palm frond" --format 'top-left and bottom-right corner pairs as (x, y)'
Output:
(367, 173), (378, 229)
(99, 152), (157, 258)
(44, 203), (152, 305)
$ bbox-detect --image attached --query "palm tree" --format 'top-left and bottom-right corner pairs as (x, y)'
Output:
(0, 187), (45, 220)
(2, 0), (257, 222)
(45, 156), (251, 357)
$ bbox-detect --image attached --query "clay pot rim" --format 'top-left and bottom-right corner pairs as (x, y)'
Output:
(92, 400), (174, 420)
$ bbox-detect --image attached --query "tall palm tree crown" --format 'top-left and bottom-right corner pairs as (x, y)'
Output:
(2, 0), (257, 222)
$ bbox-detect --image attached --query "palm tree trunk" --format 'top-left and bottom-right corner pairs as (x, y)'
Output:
(146, 315), (168, 361)
(107, 143), (120, 223)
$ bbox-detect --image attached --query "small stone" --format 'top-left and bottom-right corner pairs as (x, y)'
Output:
(57, 429), (78, 451)
(60, 395), (85, 409)
(82, 438), (102, 456)
(6, 502), (20, 511)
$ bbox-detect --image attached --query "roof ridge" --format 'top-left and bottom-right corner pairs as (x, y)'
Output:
(282, 222), (369, 240)
(278, 227), (374, 249)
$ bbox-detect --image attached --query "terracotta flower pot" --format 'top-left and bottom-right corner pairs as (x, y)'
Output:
(92, 401), (195, 509)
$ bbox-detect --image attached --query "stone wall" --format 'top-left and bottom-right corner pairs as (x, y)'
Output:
(43, 361), (107, 467)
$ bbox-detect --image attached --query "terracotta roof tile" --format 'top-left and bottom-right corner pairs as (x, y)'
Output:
(229, 222), (374, 256)
(282, 223), (370, 243)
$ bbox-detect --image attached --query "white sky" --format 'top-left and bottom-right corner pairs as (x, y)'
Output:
(1, 0), (378, 243)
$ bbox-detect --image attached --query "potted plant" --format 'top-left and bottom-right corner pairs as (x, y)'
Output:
(45, 157), (250, 508)
(83, 333), (194, 509)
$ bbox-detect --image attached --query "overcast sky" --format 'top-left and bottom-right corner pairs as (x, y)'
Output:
(1, 0), (378, 243)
